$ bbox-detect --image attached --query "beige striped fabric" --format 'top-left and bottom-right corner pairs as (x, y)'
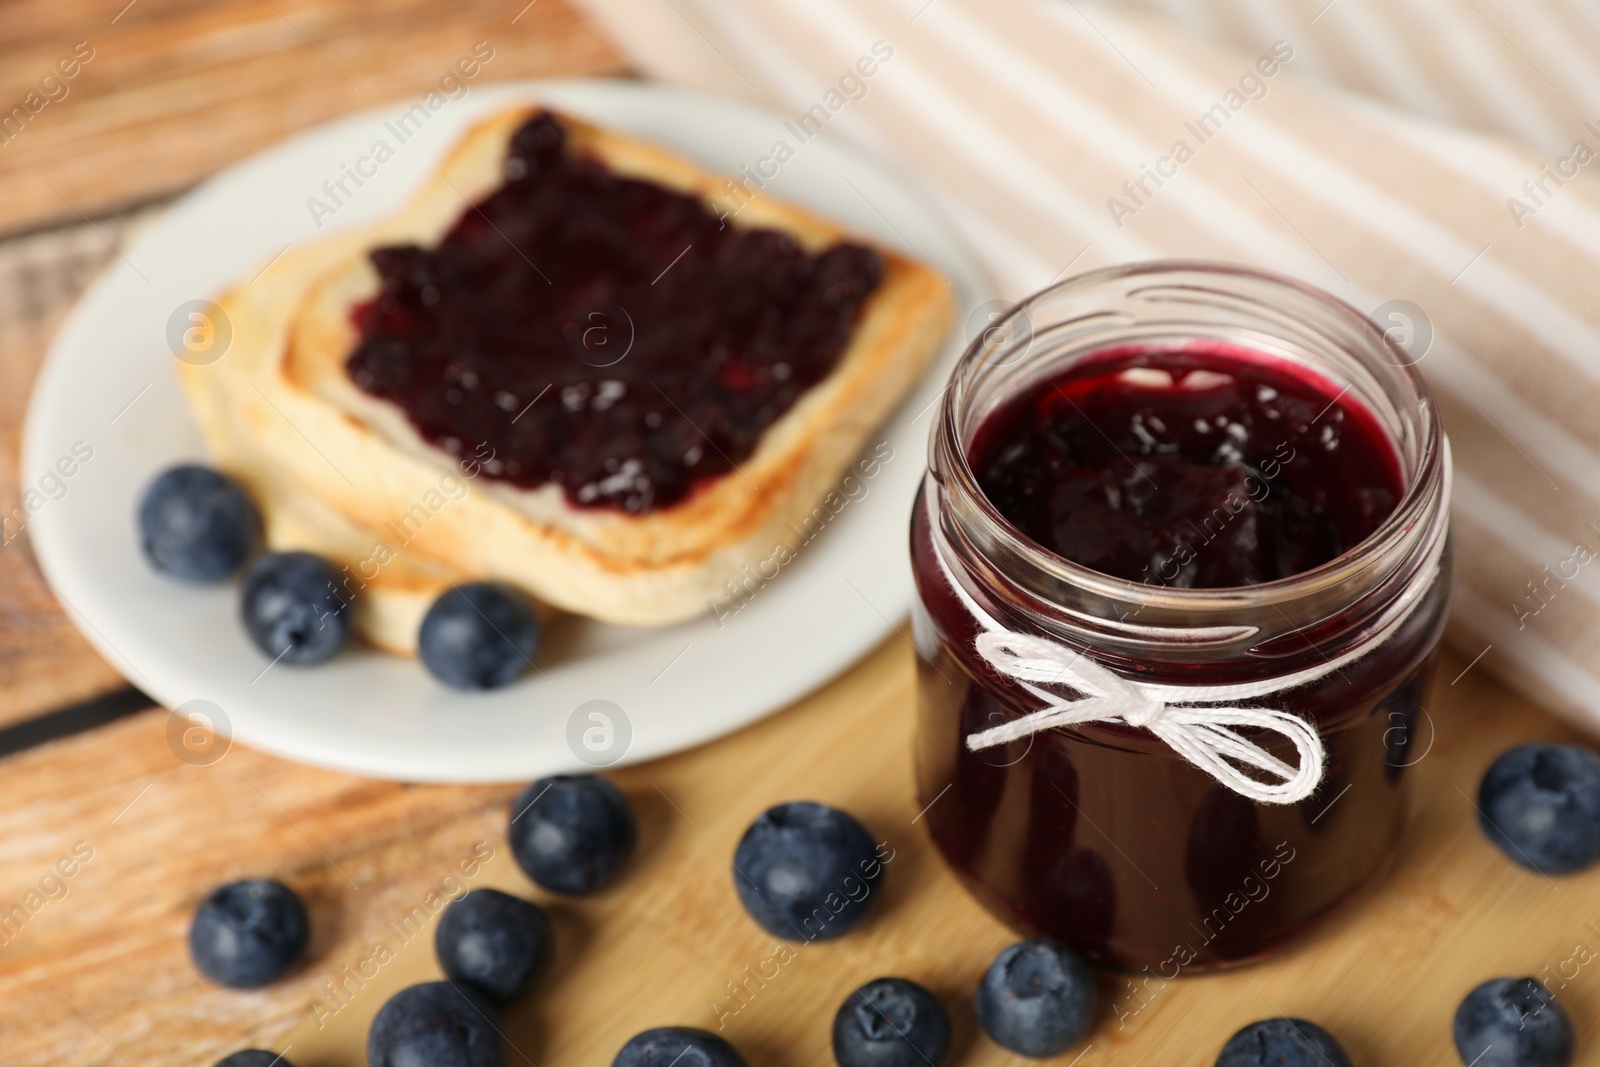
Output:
(1119, 0), (1600, 157)
(576, 0), (1600, 730)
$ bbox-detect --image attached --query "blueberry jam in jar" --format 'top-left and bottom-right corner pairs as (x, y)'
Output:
(911, 263), (1451, 973)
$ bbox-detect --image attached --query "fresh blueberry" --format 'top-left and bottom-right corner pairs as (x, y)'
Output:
(1215, 1019), (1352, 1067)
(732, 801), (883, 941)
(188, 878), (309, 988)
(240, 551), (350, 666)
(214, 1053), (296, 1067)
(368, 981), (503, 1067)
(419, 583), (540, 690)
(508, 775), (636, 894)
(612, 1027), (746, 1067)
(435, 889), (552, 1003)
(1478, 744), (1600, 873)
(138, 464), (259, 581)
(1453, 977), (1573, 1067)
(833, 977), (951, 1067)
(975, 939), (1095, 1058)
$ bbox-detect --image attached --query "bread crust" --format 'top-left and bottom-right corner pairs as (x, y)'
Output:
(179, 105), (953, 630)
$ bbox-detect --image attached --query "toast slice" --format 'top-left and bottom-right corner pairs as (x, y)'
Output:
(180, 105), (953, 631)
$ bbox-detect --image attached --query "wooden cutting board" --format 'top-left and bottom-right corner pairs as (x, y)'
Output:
(2, 635), (1597, 1066)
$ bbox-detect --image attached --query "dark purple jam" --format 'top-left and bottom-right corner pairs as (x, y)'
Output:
(912, 343), (1447, 972)
(969, 344), (1404, 588)
(346, 111), (884, 513)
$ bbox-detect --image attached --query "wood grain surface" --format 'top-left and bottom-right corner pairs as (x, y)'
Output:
(0, 0), (626, 239)
(2, 635), (1597, 1066)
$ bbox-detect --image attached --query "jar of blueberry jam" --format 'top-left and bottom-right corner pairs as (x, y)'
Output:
(911, 263), (1451, 973)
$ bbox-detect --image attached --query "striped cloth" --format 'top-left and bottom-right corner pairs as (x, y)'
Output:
(574, 0), (1600, 730)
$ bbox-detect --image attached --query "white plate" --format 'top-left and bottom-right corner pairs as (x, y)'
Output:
(22, 79), (989, 782)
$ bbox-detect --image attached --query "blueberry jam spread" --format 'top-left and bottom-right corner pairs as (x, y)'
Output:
(346, 111), (885, 513)
(969, 344), (1404, 587)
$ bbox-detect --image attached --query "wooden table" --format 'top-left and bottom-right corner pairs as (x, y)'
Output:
(2, 4), (1597, 1065)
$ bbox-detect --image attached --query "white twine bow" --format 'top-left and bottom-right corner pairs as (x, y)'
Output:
(964, 630), (1326, 804)
(927, 447), (1449, 805)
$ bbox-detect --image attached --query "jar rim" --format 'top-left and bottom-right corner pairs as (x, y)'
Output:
(931, 260), (1448, 641)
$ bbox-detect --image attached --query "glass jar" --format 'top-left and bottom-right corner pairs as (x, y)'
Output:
(911, 262), (1451, 973)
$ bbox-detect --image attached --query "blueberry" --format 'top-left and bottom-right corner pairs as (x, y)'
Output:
(732, 801), (883, 941)
(419, 583), (540, 689)
(138, 464), (259, 581)
(975, 939), (1095, 1058)
(214, 1053), (296, 1067)
(368, 981), (503, 1067)
(1453, 977), (1573, 1067)
(435, 889), (552, 1003)
(240, 551), (350, 666)
(833, 977), (951, 1067)
(612, 1027), (746, 1067)
(508, 775), (636, 894)
(1478, 744), (1600, 873)
(1215, 1019), (1352, 1067)
(188, 878), (309, 988)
